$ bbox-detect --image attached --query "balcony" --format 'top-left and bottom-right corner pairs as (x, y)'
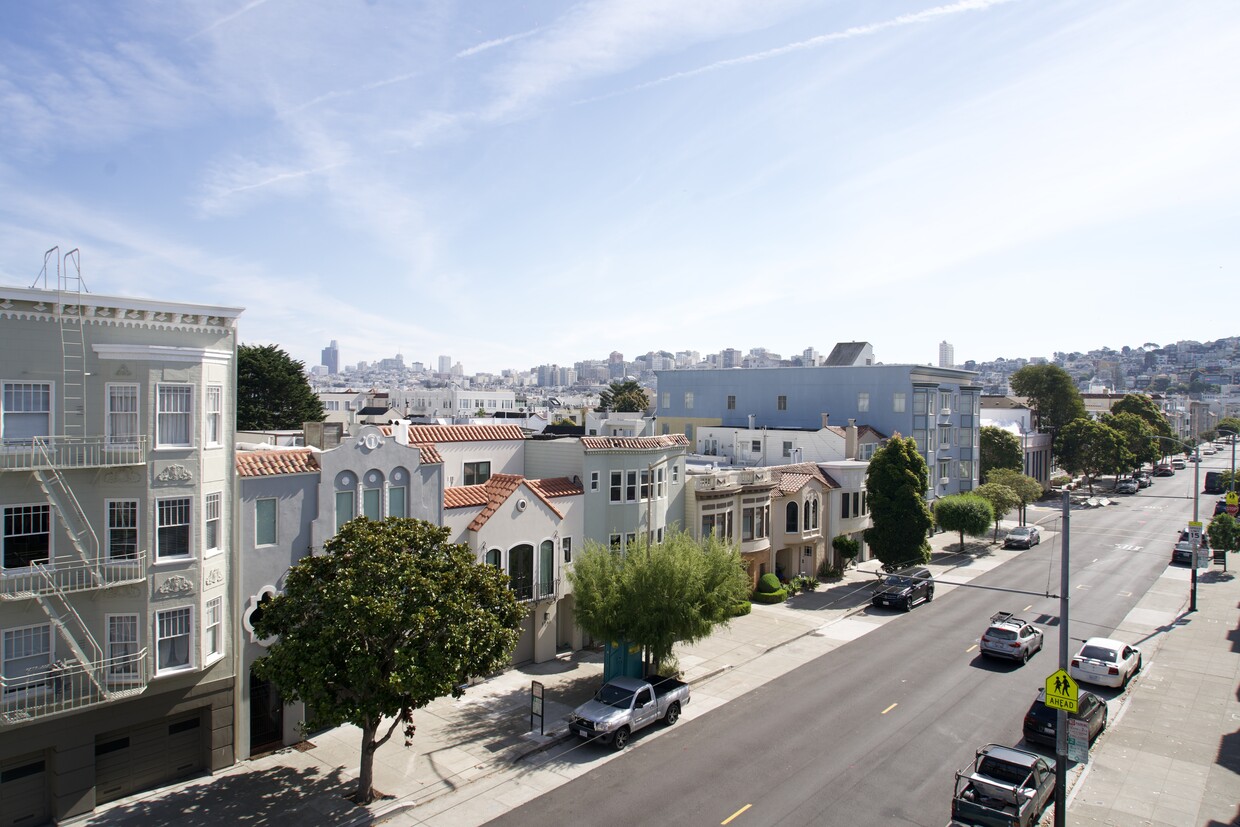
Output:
(511, 578), (559, 603)
(0, 435), (147, 472)
(1, 649), (148, 725)
(1, 556), (147, 601)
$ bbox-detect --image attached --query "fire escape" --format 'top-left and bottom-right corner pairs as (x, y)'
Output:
(1, 249), (149, 724)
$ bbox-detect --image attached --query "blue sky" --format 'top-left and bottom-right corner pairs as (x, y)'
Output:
(1, 0), (1236, 375)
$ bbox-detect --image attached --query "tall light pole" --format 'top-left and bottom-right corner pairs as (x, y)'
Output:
(1152, 434), (1202, 611)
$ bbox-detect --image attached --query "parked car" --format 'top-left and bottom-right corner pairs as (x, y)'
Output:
(1172, 528), (1211, 566)
(870, 565), (934, 611)
(1153, 464), (1174, 477)
(1217, 498), (1230, 516)
(1022, 687), (1107, 748)
(1186, 455), (1200, 463)
(980, 612), (1044, 664)
(568, 676), (690, 750)
(1134, 470), (1152, 488)
(1003, 526), (1041, 549)
(951, 744), (1055, 827)
(1115, 478), (1139, 494)
(1069, 637), (1142, 689)
(1171, 458), (1187, 470)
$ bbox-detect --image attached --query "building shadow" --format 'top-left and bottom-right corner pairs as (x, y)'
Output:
(83, 764), (365, 826)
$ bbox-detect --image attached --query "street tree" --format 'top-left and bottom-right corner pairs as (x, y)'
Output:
(974, 482), (1021, 541)
(252, 518), (523, 805)
(1054, 419), (1127, 493)
(568, 529), (750, 674)
(985, 468), (1044, 526)
(1208, 514), (1240, 560)
(1009, 364), (1086, 435)
(1110, 393), (1172, 440)
(934, 494), (994, 549)
(1100, 411), (1159, 473)
(864, 435), (933, 569)
(980, 426), (1022, 481)
(1218, 417), (1240, 441)
(237, 343), (326, 430)
(598, 379), (650, 412)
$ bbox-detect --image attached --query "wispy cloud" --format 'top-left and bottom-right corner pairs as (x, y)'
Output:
(279, 71), (421, 116)
(456, 28), (542, 59)
(188, 0), (273, 41)
(198, 156), (345, 216)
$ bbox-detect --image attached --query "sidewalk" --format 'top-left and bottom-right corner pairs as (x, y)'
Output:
(78, 516), (1240, 827)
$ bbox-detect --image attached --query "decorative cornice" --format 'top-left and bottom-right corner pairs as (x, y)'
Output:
(94, 344), (233, 364)
(156, 574), (195, 597)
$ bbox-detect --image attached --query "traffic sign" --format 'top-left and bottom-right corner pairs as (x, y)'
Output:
(1227, 492), (1238, 516)
(1067, 718), (1090, 763)
(1045, 669), (1079, 714)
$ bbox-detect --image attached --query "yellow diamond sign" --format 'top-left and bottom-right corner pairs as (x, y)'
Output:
(1045, 669), (1079, 714)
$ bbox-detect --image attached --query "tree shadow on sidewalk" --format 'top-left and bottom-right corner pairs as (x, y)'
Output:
(83, 764), (364, 827)
(780, 577), (877, 613)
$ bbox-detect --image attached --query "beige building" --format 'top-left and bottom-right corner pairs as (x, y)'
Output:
(0, 278), (242, 824)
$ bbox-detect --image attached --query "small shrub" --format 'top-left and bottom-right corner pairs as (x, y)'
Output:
(757, 572), (783, 594)
(817, 559), (838, 579)
(751, 588), (787, 604)
(1051, 475), (1072, 487)
(804, 578), (820, 591)
(730, 600), (752, 617)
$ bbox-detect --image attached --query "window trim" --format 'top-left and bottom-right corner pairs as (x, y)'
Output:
(204, 492), (222, 557)
(2, 623), (53, 699)
(105, 383), (140, 446)
(255, 497), (278, 547)
(1, 381), (52, 443)
(463, 460), (491, 486)
(155, 606), (194, 676)
(3, 503), (52, 571)
(203, 597), (223, 665)
(204, 384), (223, 448)
(105, 499), (139, 562)
(105, 613), (140, 685)
(155, 497), (192, 562)
(590, 471), (599, 492)
(156, 384), (193, 449)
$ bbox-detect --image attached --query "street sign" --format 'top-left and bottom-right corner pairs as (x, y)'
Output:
(1067, 718), (1090, 763)
(1045, 669), (1079, 714)
(1227, 492), (1238, 516)
(1188, 521), (1203, 544)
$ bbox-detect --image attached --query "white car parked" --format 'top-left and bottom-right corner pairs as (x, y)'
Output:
(1069, 637), (1142, 689)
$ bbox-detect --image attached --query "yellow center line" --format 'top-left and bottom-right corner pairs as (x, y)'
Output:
(881, 702), (898, 714)
(722, 804), (751, 825)
(966, 644), (978, 653)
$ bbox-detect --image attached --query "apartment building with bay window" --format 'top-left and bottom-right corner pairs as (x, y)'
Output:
(0, 280), (242, 824)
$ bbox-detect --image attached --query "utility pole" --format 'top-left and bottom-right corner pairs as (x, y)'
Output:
(1054, 489), (1070, 827)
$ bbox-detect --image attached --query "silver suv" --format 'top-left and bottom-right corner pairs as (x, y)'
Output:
(980, 612), (1044, 664)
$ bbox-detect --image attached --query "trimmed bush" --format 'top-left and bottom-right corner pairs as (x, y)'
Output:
(730, 600), (752, 617)
(751, 588), (787, 604)
(757, 572), (783, 594)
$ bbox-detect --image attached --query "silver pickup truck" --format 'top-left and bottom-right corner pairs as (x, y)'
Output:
(568, 675), (690, 750)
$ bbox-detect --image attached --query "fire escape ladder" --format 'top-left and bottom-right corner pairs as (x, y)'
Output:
(59, 248), (88, 440)
(33, 462), (101, 585)
(33, 568), (108, 698)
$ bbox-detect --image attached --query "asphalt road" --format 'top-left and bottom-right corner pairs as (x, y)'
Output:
(487, 465), (1216, 827)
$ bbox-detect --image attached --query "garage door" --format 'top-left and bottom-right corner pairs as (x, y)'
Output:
(511, 614), (535, 665)
(95, 712), (206, 805)
(0, 753), (49, 827)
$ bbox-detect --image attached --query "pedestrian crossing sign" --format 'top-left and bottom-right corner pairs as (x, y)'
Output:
(1045, 669), (1079, 713)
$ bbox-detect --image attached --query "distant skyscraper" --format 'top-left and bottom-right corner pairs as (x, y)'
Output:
(939, 341), (954, 368)
(438, 355), (452, 374)
(608, 351), (625, 380)
(321, 340), (339, 374)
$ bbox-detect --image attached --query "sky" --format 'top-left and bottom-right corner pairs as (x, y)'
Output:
(0, 0), (1237, 376)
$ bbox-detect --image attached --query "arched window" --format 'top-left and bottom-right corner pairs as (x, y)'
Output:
(786, 501), (799, 533)
(509, 544), (534, 601)
(810, 497), (819, 530)
(361, 470), (384, 520)
(485, 548), (501, 568)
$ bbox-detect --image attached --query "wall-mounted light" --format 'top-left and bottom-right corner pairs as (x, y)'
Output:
(543, 610), (551, 623)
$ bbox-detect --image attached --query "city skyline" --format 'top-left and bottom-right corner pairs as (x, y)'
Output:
(2, 1), (1237, 375)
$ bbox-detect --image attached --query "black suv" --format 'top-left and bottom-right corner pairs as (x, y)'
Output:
(1023, 688), (1107, 748)
(871, 566), (934, 611)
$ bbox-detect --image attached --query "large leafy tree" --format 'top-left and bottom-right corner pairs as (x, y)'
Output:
(237, 344), (326, 430)
(864, 435), (933, 569)
(974, 483), (1021, 541)
(568, 530), (749, 674)
(1009, 364), (1086, 435)
(934, 494), (994, 549)
(1055, 419), (1127, 493)
(980, 426), (1022, 482)
(1208, 514), (1240, 561)
(1218, 417), (1240, 441)
(598, 379), (650, 412)
(252, 518), (523, 805)
(1110, 394), (1172, 440)
(986, 468), (1044, 526)
(1100, 411), (1159, 473)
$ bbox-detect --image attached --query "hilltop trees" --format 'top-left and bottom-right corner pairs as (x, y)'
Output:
(252, 518), (523, 805)
(864, 435), (933, 569)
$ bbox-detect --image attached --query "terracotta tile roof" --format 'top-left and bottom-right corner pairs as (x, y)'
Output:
(581, 434), (690, 451)
(236, 449), (320, 478)
(444, 485), (490, 509)
(776, 472), (812, 494)
(770, 462), (838, 496)
(857, 425), (887, 439)
(527, 477), (584, 499)
(443, 473), (566, 531)
(412, 444), (444, 464)
(401, 424), (525, 443)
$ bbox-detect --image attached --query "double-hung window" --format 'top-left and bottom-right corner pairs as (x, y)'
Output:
(610, 472), (623, 503)
(156, 607), (192, 673)
(106, 500), (139, 561)
(1, 382), (50, 443)
(640, 470), (651, 500)
(205, 385), (222, 447)
(107, 615), (139, 682)
(3, 625), (51, 696)
(204, 493), (221, 555)
(625, 471), (638, 502)
(3, 505), (50, 569)
(156, 385), (192, 448)
(204, 597), (223, 661)
(156, 498), (191, 560)
(656, 467), (665, 498)
(106, 384), (139, 445)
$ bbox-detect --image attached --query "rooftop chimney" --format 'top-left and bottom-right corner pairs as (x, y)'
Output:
(821, 413), (830, 429)
(846, 419), (858, 460)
